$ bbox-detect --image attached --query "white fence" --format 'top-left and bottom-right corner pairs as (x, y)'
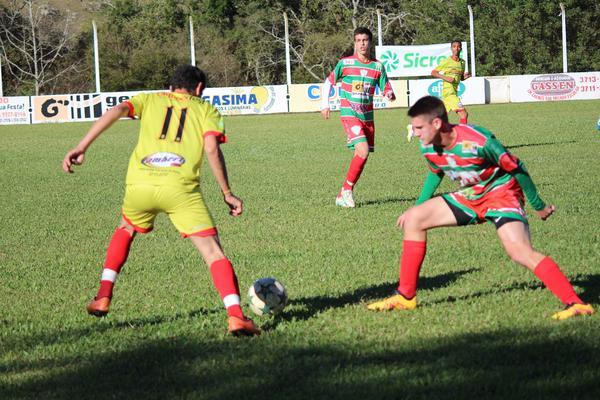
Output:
(1, 71), (598, 125)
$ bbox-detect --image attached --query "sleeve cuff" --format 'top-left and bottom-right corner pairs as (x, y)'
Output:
(204, 131), (228, 144)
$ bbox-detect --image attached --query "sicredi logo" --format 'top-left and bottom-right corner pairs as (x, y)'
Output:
(529, 74), (577, 97)
(428, 80), (465, 97)
(141, 153), (185, 167)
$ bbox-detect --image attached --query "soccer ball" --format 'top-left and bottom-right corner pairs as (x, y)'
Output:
(247, 277), (288, 316)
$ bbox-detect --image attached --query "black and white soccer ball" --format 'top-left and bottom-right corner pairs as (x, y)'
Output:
(247, 277), (288, 316)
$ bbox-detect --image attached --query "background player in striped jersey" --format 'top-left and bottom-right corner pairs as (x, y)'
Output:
(321, 27), (395, 208)
(62, 65), (260, 336)
(431, 40), (471, 124)
(368, 96), (594, 320)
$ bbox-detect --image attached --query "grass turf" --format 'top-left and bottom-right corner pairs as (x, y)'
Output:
(1, 100), (599, 399)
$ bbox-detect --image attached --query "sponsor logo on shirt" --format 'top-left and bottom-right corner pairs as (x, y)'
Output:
(343, 59), (354, 65)
(461, 141), (477, 154)
(141, 152), (186, 167)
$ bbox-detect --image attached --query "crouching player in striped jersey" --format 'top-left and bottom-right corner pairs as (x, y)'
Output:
(62, 65), (259, 336)
(368, 96), (594, 320)
(321, 27), (395, 208)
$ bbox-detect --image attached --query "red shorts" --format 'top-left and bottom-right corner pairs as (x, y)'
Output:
(443, 178), (527, 225)
(341, 117), (375, 151)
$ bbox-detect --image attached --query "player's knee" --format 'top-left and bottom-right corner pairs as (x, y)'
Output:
(354, 145), (369, 159)
(401, 208), (427, 232)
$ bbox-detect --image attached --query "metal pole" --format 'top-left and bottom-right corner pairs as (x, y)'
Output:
(284, 12), (292, 86)
(377, 9), (383, 47)
(0, 56), (4, 97)
(189, 16), (196, 66)
(467, 5), (476, 77)
(560, 3), (567, 72)
(92, 20), (101, 93)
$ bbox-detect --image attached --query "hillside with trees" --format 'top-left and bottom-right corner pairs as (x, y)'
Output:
(1, 0), (598, 95)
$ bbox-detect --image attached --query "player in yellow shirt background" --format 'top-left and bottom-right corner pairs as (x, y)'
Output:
(431, 40), (471, 124)
(62, 65), (260, 336)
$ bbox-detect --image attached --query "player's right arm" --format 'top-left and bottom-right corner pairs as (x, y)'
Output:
(321, 60), (343, 119)
(431, 58), (455, 84)
(62, 102), (131, 173)
(415, 170), (444, 205)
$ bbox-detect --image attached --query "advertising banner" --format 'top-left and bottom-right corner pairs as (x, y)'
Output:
(288, 80), (408, 113)
(407, 77), (486, 106)
(376, 42), (468, 78)
(31, 93), (103, 124)
(0, 96), (30, 125)
(509, 72), (600, 102)
(201, 85), (288, 115)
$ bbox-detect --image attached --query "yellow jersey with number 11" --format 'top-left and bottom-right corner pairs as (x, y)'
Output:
(123, 92), (225, 189)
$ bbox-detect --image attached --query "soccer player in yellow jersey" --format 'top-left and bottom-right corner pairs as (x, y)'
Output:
(62, 65), (259, 336)
(431, 40), (471, 124)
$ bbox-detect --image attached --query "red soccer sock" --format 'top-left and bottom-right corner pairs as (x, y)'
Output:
(459, 117), (468, 124)
(210, 258), (244, 318)
(397, 240), (427, 299)
(96, 227), (133, 299)
(533, 256), (583, 305)
(342, 155), (367, 191)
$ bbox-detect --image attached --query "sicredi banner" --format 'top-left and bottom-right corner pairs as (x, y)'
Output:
(407, 77), (485, 106)
(0, 96), (30, 124)
(288, 80), (408, 113)
(509, 72), (600, 102)
(376, 42), (468, 78)
(201, 85), (288, 115)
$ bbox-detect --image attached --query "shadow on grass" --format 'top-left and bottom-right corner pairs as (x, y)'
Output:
(357, 195), (416, 207)
(506, 140), (577, 150)
(278, 268), (478, 323)
(0, 307), (221, 356)
(3, 326), (599, 400)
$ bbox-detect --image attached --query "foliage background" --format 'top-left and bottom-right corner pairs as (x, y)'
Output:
(0, 0), (599, 94)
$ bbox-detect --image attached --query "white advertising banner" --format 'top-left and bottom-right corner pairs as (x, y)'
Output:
(408, 77), (486, 106)
(376, 42), (468, 78)
(288, 80), (408, 113)
(509, 72), (600, 102)
(201, 85), (288, 115)
(0, 96), (30, 125)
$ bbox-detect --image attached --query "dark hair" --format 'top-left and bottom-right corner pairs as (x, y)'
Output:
(407, 96), (448, 123)
(451, 40), (462, 47)
(353, 27), (373, 41)
(170, 65), (207, 93)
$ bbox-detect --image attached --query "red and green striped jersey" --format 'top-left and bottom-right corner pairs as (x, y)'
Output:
(324, 55), (393, 122)
(418, 125), (546, 210)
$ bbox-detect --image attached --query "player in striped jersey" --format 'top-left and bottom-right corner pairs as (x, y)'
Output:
(321, 27), (395, 208)
(431, 40), (471, 124)
(62, 65), (259, 336)
(368, 96), (594, 320)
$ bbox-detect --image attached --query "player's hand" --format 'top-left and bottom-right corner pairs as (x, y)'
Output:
(385, 92), (396, 101)
(224, 193), (243, 216)
(463, 72), (471, 80)
(63, 148), (85, 173)
(396, 212), (409, 229)
(536, 205), (555, 221)
(321, 108), (330, 120)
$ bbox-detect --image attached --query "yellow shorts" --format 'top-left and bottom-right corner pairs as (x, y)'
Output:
(442, 94), (464, 112)
(122, 184), (216, 237)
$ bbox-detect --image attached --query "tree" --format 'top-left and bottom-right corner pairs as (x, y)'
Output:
(0, 0), (86, 95)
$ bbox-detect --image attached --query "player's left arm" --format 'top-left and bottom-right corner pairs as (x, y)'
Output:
(462, 62), (471, 80)
(204, 134), (242, 217)
(378, 64), (396, 101)
(482, 137), (554, 220)
(62, 102), (130, 173)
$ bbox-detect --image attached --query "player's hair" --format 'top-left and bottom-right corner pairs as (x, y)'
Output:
(407, 96), (449, 123)
(451, 39), (462, 47)
(170, 65), (207, 93)
(353, 27), (373, 41)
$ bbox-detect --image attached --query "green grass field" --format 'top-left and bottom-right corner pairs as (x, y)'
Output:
(1, 100), (599, 399)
